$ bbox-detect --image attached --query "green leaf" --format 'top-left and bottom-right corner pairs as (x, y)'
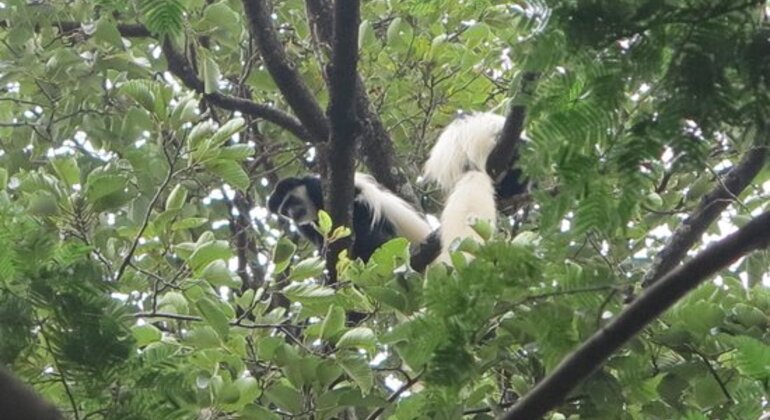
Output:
(171, 217), (208, 231)
(386, 17), (403, 45)
(202, 54), (221, 94)
(93, 16), (124, 48)
(119, 80), (156, 114)
(358, 20), (376, 49)
(264, 382), (302, 414)
(283, 282), (336, 304)
(338, 353), (373, 393)
(158, 291), (188, 314)
(234, 377), (260, 406)
(27, 192), (58, 217)
(165, 184), (187, 210)
(195, 297), (230, 339)
(131, 324), (162, 346)
(272, 237), (296, 274)
(50, 156), (80, 187)
(317, 210), (332, 235)
(240, 405), (281, 420)
(170, 96), (199, 127)
(188, 240), (231, 271)
(200, 260), (241, 288)
(0, 168), (7, 190)
(336, 327), (375, 353)
(320, 305), (346, 341)
(187, 120), (216, 152)
(209, 117), (246, 148)
(185, 326), (221, 349)
(206, 159), (250, 191)
(218, 382), (241, 405)
(218, 144), (254, 161)
(731, 336), (770, 380)
(140, 0), (185, 37)
(288, 257), (325, 281)
(203, 2), (241, 29)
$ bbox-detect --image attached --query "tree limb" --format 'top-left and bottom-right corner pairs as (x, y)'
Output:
(0, 368), (63, 420)
(242, 0), (330, 142)
(641, 139), (767, 286)
(305, 0), (420, 205)
(160, 39), (314, 143)
(503, 209), (770, 419)
(324, 0), (361, 282)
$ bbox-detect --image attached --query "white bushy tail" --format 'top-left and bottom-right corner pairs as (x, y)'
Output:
(436, 170), (497, 264)
(354, 173), (432, 243)
(423, 112), (505, 194)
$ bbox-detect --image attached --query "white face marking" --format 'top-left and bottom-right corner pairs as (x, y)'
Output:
(278, 185), (318, 225)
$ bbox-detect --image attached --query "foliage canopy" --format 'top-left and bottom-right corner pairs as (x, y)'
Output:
(2, 0), (770, 419)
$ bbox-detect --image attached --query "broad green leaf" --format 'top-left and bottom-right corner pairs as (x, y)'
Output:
(202, 54), (221, 94)
(358, 20), (375, 49)
(188, 240), (231, 271)
(195, 297), (230, 339)
(0, 168), (7, 190)
(283, 282), (336, 305)
(731, 336), (770, 380)
(131, 324), (162, 346)
(171, 217), (208, 231)
(158, 291), (188, 314)
(27, 192), (58, 217)
(209, 117), (246, 148)
(320, 305), (346, 340)
(288, 257), (325, 281)
(93, 16), (124, 48)
(120, 80), (156, 114)
(317, 209), (332, 235)
(165, 184), (187, 210)
(51, 156), (80, 187)
(218, 144), (254, 161)
(337, 353), (373, 393)
(187, 120), (216, 152)
(234, 377), (260, 406)
(336, 327), (375, 353)
(206, 159), (250, 191)
(217, 382), (241, 405)
(264, 382), (302, 414)
(240, 405), (280, 420)
(200, 260), (241, 288)
(203, 1), (241, 29)
(185, 326), (221, 349)
(272, 237), (296, 273)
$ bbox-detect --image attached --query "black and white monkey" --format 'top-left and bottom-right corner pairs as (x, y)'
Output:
(423, 112), (528, 264)
(267, 173), (433, 262)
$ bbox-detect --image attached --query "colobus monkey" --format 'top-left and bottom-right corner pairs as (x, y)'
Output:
(423, 112), (528, 263)
(268, 173), (432, 262)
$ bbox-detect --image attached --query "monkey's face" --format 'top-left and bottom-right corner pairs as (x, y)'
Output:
(278, 186), (318, 225)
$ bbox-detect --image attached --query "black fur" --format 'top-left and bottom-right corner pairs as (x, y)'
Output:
(495, 167), (529, 198)
(268, 176), (400, 262)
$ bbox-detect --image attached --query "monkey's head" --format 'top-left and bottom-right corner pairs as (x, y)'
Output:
(267, 176), (324, 225)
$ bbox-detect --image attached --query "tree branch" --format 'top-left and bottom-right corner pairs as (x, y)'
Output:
(134, 312), (286, 329)
(324, 0), (361, 282)
(641, 139), (767, 286)
(0, 368), (63, 420)
(54, 21), (151, 37)
(364, 372), (423, 420)
(160, 39), (314, 143)
(503, 209), (770, 419)
(242, 0), (330, 142)
(305, 0), (420, 204)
